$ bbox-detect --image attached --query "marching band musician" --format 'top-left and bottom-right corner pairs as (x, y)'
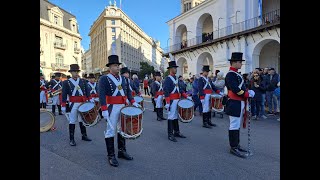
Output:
(164, 55), (192, 142)
(151, 71), (166, 121)
(87, 73), (101, 117)
(40, 73), (48, 109)
(48, 72), (63, 116)
(225, 52), (255, 158)
(61, 64), (92, 146)
(120, 67), (141, 97)
(198, 65), (223, 128)
(99, 55), (141, 167)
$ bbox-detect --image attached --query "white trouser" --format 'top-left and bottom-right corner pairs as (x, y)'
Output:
(229, 101), (245, 130)
(52, 95), (60, 105)
(69, 103), (83, 124)
(201, 94), (211, 113)
(155, 95), (163, 108)
(168, 99), (179, 120)
(104, 104), (125, 138)
(40, 91), (46, 103)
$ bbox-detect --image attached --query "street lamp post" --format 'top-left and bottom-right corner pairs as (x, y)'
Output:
(218, 17), (223, 38)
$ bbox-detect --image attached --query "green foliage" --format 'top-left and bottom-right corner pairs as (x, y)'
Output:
(163, 69), (170, 78)
(138, 62), (155, 80)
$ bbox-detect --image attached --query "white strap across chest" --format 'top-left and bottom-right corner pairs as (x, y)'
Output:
(88, 82), (97, 94)
(40, 80), (46, 89)
(200, 75), (212, 90)
(69, 78), (84, 96)
(155, 81), (163, 91)
(52, 80), (61, 89)
(128, 79), (133, 91)
(168, 75), (179, 94)
(107, 74), (125, 96)
(227, 70), (244, 89)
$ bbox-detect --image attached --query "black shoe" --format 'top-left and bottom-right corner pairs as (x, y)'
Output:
(105, 137), (119, 167)
(174, 132), (186, 138)
(237, 146), (248, 153)
(108, 155), (119, 167)
(207, 120), (217, 127)
(168, 135), (177, 142)
(82, 135), (92, 141)
(203, 122), (212, 128)
(118, 150), (133, 160)
(58, 112), (63, 115)
(230, 148), (247, 158)
(69, 139), (76, 146)
(159, 108), (166, 120)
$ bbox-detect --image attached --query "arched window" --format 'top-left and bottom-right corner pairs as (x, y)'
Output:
(55, 53), (64, 66)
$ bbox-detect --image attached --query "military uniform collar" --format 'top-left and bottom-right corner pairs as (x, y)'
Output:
(229, 67), (238, 72)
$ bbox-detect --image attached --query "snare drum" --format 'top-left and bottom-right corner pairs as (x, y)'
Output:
(40, 109), (55, 132)
(177, 99), (194, 123)
(211, 94), (224, 112)
(133, 96), (145, 111)
(78, 102), (99, 127)
(120, 106), (143, 139)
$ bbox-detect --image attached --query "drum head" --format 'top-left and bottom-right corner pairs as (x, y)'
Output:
(40, 109), (55, 132)
(121, 106), (143, 116)
(134, 96), (143, 103)
(94, 98), (99, 102)
(78, 102), (95, 112)
(211, 94), (222, 98)
(178, 99), (194, 108)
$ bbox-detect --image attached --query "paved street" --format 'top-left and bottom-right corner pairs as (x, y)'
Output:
(40, 95), (280, 180)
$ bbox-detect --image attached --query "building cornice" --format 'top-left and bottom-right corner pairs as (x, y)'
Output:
(166, 0), (216, 25)
(40, 18), (82, 39)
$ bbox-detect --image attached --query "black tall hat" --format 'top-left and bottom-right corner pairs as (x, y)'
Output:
(106, 55), (122, 67)
(228, 52), (245, 61)
(87, 73), (95, 78)
(154, 71), (161, 76)
(167, 61), (179, 69)
(202, 65), (210, 72)
(68, 64), (81, 72)
(120, 67), (130, 74)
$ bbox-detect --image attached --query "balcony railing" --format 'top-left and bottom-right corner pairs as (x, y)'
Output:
(51, 63), (69, 71)
(164, 9), (280, 54)
(74, 48), (80, 54)
(54, 42), (66, 50)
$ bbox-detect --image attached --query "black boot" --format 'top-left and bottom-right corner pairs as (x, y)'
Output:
(207, 111), (217, 127)
(57, 105), (63, 115)
(69, 124), (76, 146)
(40, 103), (43, 108)
(229, 130), (246, 158)
(79, 122), (92, 141)
(156, 108), (162, 121)
(159, 108), (166, 120)
(202, 113), (212, 129)
(52, 105), (56, 116)
(173, 119), (186, 138)
(105, 137), (119, 167)
(117, 133), (133, 160)
(236, 129), (247, 152)
(43, 103), (47, 109)
(168, 120), (177, 142)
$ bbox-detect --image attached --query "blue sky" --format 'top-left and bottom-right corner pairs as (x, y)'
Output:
(49, 0), (181, 51)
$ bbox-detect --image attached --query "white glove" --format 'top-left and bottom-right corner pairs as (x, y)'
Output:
(102, 110), (109, 120)
(61, 107), (66, 113)
(90, 98), (95, 103)
(165, 103), (170, 110)
(133, 102), (142, 108)
(219, 92), (224, 96)
(248, 90), (255, 98)
(200, 99), (204, 103)
(187, 96), (193, 101)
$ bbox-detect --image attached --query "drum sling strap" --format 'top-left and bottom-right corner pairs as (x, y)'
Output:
(68, 78), (84, 109)
(88, 82), (97, 94)
(168, 75), (179, 94)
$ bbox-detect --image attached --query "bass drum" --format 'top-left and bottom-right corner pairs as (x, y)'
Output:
(40, 109), (55, 132)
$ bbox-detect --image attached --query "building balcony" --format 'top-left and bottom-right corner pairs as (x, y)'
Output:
(74, 48), (81, 54)
(51, 63), (69, 71)
(54, 42), (66, 50)
(164, 9), (280, 55)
